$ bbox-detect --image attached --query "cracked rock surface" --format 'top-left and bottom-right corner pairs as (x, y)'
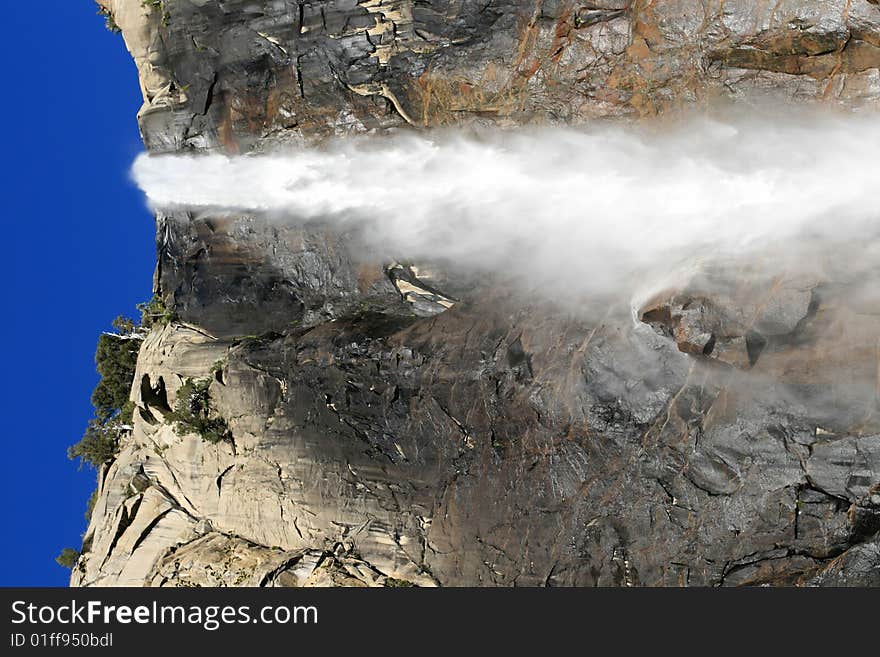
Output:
(74, 0), (880, 586)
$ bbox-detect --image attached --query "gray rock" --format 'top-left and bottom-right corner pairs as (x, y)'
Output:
(75, 0), (880, 587)
(807, 435), (880, 502)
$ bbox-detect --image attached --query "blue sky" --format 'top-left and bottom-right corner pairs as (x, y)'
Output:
(1, 3), (155, 585)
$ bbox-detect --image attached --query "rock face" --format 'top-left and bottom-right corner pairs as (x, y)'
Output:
(74, 0), (880, 586)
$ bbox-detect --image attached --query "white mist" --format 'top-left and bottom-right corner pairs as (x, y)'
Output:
(132, 113), (880, 300)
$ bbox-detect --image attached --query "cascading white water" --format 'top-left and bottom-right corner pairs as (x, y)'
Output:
(132, 113), (880, 301)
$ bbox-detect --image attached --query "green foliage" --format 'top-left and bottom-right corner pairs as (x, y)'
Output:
(111, 315), (139, 335)
(384, 578), (415, 587)
(96, 5), (121, 33)
(56, 548), (80, 569)
(141, 0), (171, 26)
(105, 15), (121, 32)
(90, 334), (140, 424)
(69, 330), (141, 469)
(68, 420), (123, 469)
(137, 294), (174, 328)
(171, 378), (230, 443)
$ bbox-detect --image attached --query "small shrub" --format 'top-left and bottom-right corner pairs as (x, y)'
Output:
(171, 378), (230, 443)
(69, 420), (122, 468)
(56, 548), (80, 569)
(384, 577), (415, 587)
(141, 0), (171, 26)
(137, 294), (175, 329)
(96, 5), (121, 33)
(111, 315), (139, 335)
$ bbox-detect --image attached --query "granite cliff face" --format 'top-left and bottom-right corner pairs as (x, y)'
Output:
(73, 0), (880, 586)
